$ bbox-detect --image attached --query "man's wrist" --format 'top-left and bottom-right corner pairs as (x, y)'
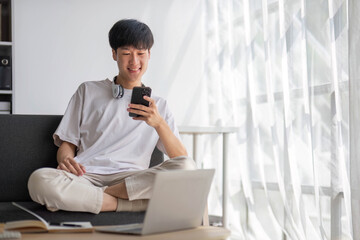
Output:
(154, 118), (167, 131)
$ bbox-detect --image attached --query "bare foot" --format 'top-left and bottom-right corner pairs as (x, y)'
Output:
(100, 193), (118, 212)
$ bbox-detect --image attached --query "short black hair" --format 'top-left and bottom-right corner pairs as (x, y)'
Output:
(109, 19), (154, 51)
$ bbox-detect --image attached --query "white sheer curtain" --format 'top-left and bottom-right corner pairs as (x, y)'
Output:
(201, 0), (359, 239)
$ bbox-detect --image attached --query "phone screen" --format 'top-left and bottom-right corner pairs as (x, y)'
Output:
(129, 86), (152, 117)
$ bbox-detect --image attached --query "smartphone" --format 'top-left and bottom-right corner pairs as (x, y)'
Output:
(129, 86), (152, 117)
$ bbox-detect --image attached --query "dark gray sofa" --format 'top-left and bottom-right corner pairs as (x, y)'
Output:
(0, 114), (164, 225)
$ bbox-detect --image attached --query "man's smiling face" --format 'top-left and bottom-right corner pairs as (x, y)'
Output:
(113, 46), (151, 87)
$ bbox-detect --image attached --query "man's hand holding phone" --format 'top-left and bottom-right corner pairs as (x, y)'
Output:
(128, 87), (152, 117)
(128, 87), (164, 128)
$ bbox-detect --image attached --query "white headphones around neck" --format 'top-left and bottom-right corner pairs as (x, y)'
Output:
(112, 76), (145, 99)
(112, 76), (124, 99)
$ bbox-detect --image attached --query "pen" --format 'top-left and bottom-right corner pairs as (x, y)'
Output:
(49, 222), (82, 227)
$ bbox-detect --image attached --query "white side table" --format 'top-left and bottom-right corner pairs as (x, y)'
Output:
(178, 126), (238, 229)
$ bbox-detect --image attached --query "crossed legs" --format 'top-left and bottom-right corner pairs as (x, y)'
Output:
(28, 156), (196, 214)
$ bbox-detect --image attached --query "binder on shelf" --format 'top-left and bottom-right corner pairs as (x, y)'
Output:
(0, 56), (11, 90)
(0, 3), (2, 41)
(0, 0), (11, 42)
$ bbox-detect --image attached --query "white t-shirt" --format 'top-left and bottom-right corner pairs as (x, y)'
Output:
(53, 79), (180, 174)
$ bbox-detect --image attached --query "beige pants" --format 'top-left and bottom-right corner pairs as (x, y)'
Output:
(28, 156), (196, 214)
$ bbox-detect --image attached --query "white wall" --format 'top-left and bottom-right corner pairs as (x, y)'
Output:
(13, 0), (208, 126)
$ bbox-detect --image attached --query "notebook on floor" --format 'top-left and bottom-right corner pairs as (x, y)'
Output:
(96, 169), (215, 235)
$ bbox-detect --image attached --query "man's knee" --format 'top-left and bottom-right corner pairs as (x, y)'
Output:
(28, 168), (61, 203)
(162, 156), (197, 170)
(28, 168), (49, 192)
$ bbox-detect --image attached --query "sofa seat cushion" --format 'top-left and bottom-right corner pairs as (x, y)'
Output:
(0, 202), (145, 226)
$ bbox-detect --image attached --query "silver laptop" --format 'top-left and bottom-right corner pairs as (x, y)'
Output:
(96, 169), (215, 235)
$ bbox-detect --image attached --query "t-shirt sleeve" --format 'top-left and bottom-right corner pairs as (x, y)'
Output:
(53, 84), (84, 148)
(155, 100), (181, 156)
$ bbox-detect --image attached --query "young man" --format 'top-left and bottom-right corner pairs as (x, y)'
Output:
(28, 19), (196, 213)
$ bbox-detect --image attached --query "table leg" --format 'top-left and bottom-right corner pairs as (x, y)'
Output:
(223, 133), (230, 228)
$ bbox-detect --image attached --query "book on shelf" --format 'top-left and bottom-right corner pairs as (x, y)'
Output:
(4, 202), (94, 233)
(0, 101), (10, 111)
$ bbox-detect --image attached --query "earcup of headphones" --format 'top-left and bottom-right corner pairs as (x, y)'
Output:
(112, 81), (124, 99)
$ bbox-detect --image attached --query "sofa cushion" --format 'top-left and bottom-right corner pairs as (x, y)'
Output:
(0, 202), (145, 226)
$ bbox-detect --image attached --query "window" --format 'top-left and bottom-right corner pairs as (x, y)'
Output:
(201, 0), (356, 239)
